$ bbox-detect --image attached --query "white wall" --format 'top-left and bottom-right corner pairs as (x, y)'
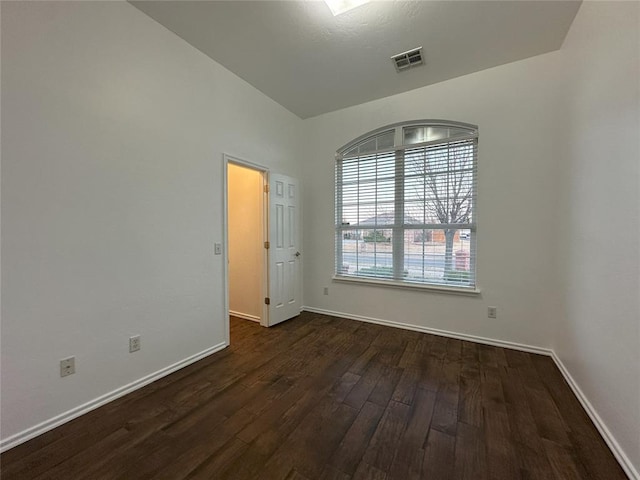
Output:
(555, 2), (640, 476)
(1, 1), (301, 445)
(301, 49), (565, 349)
(228, 163), (263, 320)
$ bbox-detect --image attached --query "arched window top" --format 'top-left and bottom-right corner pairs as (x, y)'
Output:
(337, 120), (478, 159)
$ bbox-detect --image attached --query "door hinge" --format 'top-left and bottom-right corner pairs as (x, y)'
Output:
(264, 184), (270, 193)
(264, 297), (270, 305)
(264, 241), (270, 249)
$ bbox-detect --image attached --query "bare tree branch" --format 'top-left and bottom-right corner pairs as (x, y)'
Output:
(407, 143), (474, 271)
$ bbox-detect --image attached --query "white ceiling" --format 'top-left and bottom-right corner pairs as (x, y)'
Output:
(131, 0), (581, 119)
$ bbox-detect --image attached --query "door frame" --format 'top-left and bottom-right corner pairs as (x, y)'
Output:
(223, 153), (270, 345)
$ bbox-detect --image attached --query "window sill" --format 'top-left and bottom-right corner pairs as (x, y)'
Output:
(332, 275), (481, 296)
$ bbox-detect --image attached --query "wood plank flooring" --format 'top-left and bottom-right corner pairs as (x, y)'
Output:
(0, 313), (627, 479)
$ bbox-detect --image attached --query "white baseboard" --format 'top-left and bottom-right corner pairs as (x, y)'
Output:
(229, 310), (260, 323)
(302, 305), (638, 480)
(550, 352), (639, 480)
(302, 306), (552, 355)
(0, 341), (228, 453)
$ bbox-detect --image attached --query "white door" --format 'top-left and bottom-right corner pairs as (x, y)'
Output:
(268, 173), (301, 326)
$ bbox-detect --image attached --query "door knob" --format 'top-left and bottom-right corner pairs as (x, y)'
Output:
(295, 251), (301, 257)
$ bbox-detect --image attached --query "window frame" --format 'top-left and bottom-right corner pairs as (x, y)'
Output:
(334, 120), (480, 294)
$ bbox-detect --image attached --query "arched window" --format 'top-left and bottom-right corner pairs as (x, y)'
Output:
(335, 120), (478, 290)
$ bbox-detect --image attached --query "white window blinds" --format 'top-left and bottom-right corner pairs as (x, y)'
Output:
(336, 121), (478, 289)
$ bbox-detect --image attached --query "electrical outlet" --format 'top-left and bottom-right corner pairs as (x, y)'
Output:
(129, 335), (141, 353)
(488, 306), (497, 319)
(60, 356), (75, 377)
(323, 286), (329, 295)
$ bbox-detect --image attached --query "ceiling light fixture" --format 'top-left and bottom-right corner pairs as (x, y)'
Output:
(324, 0), (370, 16)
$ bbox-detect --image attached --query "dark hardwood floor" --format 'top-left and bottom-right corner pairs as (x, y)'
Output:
(1, 313), (627, 479)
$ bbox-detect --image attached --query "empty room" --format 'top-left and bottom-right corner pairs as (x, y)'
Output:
(1, 1), (638, 479)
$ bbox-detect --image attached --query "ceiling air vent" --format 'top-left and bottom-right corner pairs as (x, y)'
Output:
(391, 47), (424, 72)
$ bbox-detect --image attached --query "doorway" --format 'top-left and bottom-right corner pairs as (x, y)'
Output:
(225, 157), (269, 333)
(223, 155), (302, 344)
